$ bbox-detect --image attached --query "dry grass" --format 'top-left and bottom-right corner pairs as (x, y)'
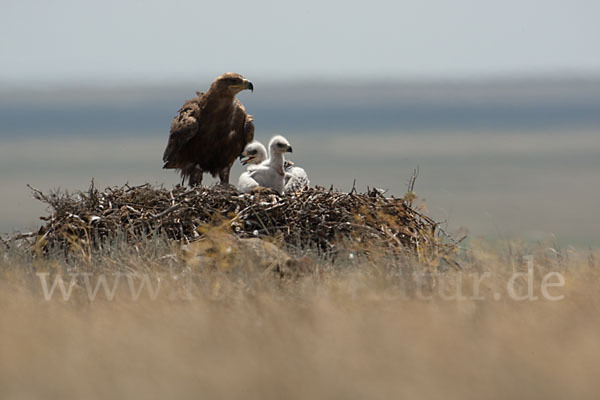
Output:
(1, 233), (599, 399)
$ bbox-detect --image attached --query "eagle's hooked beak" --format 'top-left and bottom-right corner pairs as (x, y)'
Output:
(239, 151), (252, 165)
(287, 145), (293, 153)
(244, 80), (254, 92)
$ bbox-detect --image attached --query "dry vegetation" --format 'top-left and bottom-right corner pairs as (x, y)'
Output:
(1, 184), (599, 399)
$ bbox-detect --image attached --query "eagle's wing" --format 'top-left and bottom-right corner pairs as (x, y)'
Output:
(284, 166), (310, 193)
(162, 98), (203, 167)
(237, 171), (259, 193)
(231, 99), (255, 144)
(243, 113), (255, 144)
(248, 165), (285, 194)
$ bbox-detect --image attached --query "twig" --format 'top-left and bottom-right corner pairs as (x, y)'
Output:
(350, 179), (357, 195)
(27, 184), (49, 203)
(150, 204), (183, 220)
(407, 166), (419, 193)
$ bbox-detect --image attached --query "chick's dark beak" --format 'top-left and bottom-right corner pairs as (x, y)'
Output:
(287, 146), (293, 153)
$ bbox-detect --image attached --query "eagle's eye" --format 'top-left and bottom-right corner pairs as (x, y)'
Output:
(248, 149), (256, 155)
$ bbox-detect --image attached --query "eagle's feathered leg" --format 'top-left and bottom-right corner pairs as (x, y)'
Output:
(218, 165), (232, 185)
(188, 165), (203, 187)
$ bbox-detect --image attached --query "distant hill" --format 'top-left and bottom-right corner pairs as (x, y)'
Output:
(2, 77), (600, 138)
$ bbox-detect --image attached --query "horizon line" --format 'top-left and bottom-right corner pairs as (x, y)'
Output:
(2, 70), (600, 91)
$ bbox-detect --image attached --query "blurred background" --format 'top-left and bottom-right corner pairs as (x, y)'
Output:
(1, 0), (599, 246)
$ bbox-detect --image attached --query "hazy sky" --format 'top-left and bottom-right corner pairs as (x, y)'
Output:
(1, 0), (599, 85)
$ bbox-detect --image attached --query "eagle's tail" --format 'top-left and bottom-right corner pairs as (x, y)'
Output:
(162, 160), (176, 169)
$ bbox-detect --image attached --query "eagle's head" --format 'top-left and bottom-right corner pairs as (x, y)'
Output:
(269, 135), (293, 155)
(212, 72), (254, 95)
(240, 141), (267, 166)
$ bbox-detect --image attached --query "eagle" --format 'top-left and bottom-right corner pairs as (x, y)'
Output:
(284, 160), (310, 193)
(162, 73), (255, 186)
(237, 135), (293, 194)
(239, 141), (268, 168)
(237, 141), (268, 193)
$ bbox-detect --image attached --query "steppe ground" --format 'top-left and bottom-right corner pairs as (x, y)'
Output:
(1, 235), (599, 400)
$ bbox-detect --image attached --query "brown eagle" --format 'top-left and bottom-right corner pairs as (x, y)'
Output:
(162, 73), (255, 186)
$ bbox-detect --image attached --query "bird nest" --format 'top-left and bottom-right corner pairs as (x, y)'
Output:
(28, 182), (459, 263)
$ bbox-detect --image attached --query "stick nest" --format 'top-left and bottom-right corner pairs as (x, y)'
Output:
(29, 182), (458, 262)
